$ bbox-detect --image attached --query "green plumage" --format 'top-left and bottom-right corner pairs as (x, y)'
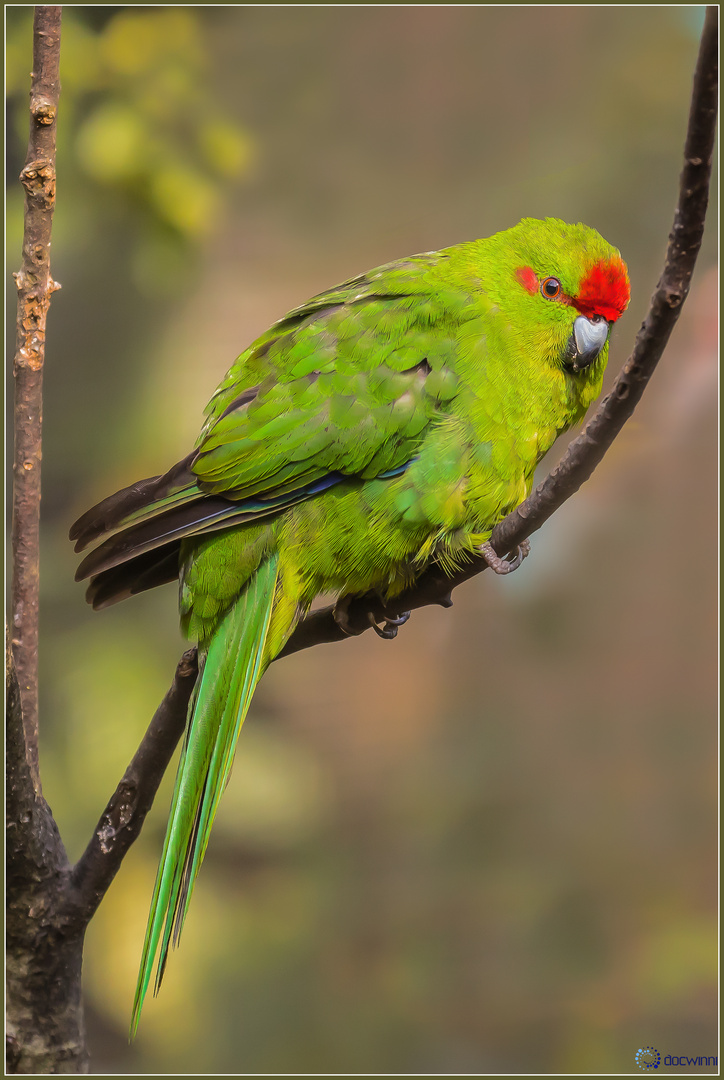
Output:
(70, 217), (629, 1032)
(131, 552), (280, 1030)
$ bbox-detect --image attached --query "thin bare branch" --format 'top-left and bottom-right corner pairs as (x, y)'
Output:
(11, 5), (62, 786)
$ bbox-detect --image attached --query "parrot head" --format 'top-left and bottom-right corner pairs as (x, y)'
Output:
(481, 217), (630, 375)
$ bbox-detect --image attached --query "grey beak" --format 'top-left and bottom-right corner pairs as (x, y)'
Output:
(565, 315), (609, 372)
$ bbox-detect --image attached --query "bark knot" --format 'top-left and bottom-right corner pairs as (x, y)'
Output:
(31, 98), (57, 125)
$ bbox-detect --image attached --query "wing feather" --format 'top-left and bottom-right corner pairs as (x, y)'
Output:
(72, 252), (466, 607)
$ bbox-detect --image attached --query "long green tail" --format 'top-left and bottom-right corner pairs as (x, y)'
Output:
(130, 553), (281, 1036)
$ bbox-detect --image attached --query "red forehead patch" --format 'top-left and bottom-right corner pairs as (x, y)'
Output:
(574, 257), (630, 322)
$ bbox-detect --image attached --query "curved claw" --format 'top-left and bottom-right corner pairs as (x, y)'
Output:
(480, 538), (531, 576)
(334, 595), (411, 639)
(368, 610), (411, 640)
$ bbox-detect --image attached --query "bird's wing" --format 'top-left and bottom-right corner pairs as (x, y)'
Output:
(71, 256), (469, 598)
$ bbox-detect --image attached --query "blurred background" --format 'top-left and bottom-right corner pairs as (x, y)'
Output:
(6, 6), (717, 1074)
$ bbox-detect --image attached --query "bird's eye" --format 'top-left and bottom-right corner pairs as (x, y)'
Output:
(540, 277), (562, 300)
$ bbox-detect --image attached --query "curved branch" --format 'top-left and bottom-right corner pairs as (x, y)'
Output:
(280, 4), (718, 657)
(67, 8), (717, 922)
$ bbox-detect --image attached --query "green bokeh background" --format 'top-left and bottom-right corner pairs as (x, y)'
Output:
(7, 6), (717, 1074)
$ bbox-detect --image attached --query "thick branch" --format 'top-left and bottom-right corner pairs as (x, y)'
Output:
(7, 639), (84, 1075)
(11, 5), (62, 786)
(5, 641), (64, 881)
(5, 15), (91, 1072)
(67, 9), (717, 928)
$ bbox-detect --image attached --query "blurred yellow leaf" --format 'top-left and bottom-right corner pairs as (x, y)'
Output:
(76, 102), (149, 182)
(200, 121), (256, 179)
(101, 8), (203, 79)
(149, 165), (219, 237)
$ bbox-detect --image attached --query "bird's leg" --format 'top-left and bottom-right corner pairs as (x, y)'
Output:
(480, 538), (531, 575)
(333, 593), (363, 636)
(333, 592), (411, 640)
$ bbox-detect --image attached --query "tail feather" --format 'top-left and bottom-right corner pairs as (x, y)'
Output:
(70, 453), (198, 551)
(130, 553), (284, 1037)
(85, 545), (182, 609)
(74, 475), (347, 588)
(75, 496), (245, 582)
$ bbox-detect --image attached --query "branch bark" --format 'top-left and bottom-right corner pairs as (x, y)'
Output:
(11, 4), (62, 787)
(4, 9), (88, 1075)
(6, 645), (87, 1075)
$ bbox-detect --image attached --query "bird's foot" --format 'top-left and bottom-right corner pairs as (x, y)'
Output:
(333, 593), (362, 636)
(368, 610), (410, 640)
(333, 593), (411, 640)
(480, 538), (531, 575)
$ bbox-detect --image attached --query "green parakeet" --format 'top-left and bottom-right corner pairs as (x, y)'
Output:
(70, 217), (630, 1030)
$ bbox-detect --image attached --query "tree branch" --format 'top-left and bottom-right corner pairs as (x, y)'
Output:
(279, 3), (719, 657)
(66, 6), (717, 934)
(63, 651), (198, 922)
(5, 640), (66, 890)
(11, 5), (62, 787)
(5, 13), (91, 1073)
(7, 629), (86, 1074)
